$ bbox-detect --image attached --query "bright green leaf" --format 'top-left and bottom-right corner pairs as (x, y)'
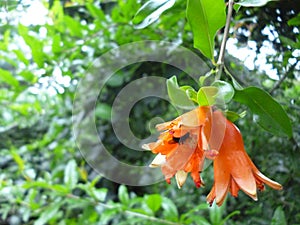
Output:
(0, 68), (19, 88)
(95, 103), (112, 121)
(118, 185), (129, 205)
(271, 206), (287, 225)
(225, 110), (246, 122)
(52, 34), (61, 54)
(288, 13), (300, 26)
(186, 0), (226, 59)
(86, 2), (105, 20)
(197, 86), (218, 106)
(13, 49), (29, 66)
(234, 87), (292, 137)
(64, 159), (78, 190)
(132, 0), (176, 29)
(10, 150), (25, 171)
(167, 76), (195, 109)
(34, 202), (62, 225)
(161, 197), (179, 221)
(212, 80), (235, 103)
(145, 194), (162, 213)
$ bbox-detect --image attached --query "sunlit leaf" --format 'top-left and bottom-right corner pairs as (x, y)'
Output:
(64, 159), (78, 190)
(118, 185), (129, 205)
(197, 86), (218, 106)
(186, 0), (226, 59)
(167, 76), (195, 109)
(212, 80), (234, 103)
(234, 87), (292, 137)
(0, 68), (19, 88)
(145, 194), (162, 213)
(34, 202), (62, 225)
(132, 0), (176, 29)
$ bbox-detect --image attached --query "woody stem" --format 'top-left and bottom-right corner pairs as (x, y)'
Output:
(216, 0), (234, 79)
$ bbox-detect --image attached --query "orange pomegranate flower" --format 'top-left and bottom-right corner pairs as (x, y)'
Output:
(142, 106), (214, 188)
(206, 110), (283, 206)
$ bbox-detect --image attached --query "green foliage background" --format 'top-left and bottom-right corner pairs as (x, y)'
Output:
(0, 0), (299, 224)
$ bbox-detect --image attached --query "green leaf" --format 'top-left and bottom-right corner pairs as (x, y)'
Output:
(64, 15), (83, 37)
(34, 202), (62, 225)
(161, 197), (179, 221)
(186, 0), (226, 59)
(95, 103), (112, 121)
(212, 80), (235, 103)
(10, 150), (25, 171)
(209, 201), (223, 225)
(13, 49), (29, 66)
(86, 2), (105, 20)
(0, 68), (19, 88)
(197, 86), (218, 106)
(234, 87), (292, 137)
(288, 13), (300, 26)
(118, 185), (129, 205)
(236, 0), (276, 7)
(64, 159), (78, 190)
(167, 76), (195, 109)
(52, 34), (61, 54)
(225, 110), (246, 122)
(18, 24), (45, 68)
(132, 0), (176, 29)
(145, 194), (162, 213)
(271, 206), (287, 225)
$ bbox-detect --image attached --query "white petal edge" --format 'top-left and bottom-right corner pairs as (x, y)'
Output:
(175, 170), (188, 189)
(149, 153), (166, 168)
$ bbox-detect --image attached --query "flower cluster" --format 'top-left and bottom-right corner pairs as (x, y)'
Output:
(143, 106), (282, 206)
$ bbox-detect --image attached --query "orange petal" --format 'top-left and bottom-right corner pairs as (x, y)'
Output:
(207, 184), (216, 206)
(230, 152), (257, 200)
(213, 156), (230, 206)
(229, 177), (240, 197)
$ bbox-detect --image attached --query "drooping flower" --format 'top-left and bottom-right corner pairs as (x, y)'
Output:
(142, 106), (214, 188)
(144, 106), (282, 206)
(206, 110), (283, 206)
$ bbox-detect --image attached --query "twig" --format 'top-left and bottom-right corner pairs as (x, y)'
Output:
(216, 0), (234, 80)
(270, 61), (298, 94)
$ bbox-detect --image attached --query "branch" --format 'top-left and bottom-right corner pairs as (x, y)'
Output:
(270, 61), (298, 94)
(216, 0), (234, 80)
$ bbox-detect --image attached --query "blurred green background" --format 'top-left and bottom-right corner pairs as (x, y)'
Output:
(0, 0), (299, 224)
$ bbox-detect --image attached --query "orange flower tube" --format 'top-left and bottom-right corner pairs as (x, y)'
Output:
(206, 110), (283, 206)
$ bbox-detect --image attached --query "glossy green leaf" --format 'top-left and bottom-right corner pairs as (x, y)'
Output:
(0, 68), (19, 88)
(186, 0), (226, 59)
(118, 185), (129, 205)
(132, 0), (175, 29)
(64, 159), (78, 190)
(34, 202), (62, 225)
(161, 197), (179, 221)
(95, 103), (112, 121)
(11, 150), (25, 171)
(167, 76), (195, 109)
(145, 194), (162, 213)
(234, 87), (292, 137)
(197, 86), (218, 106)
(236, 0), (276, 7)
(212, 80), (234, 103)
(288, 13), (300, 26)
(271, 206), (287, 225)
(18, 24), (45, 68)
(225, 110), (247, 122)
(13, 49), (29, 66)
